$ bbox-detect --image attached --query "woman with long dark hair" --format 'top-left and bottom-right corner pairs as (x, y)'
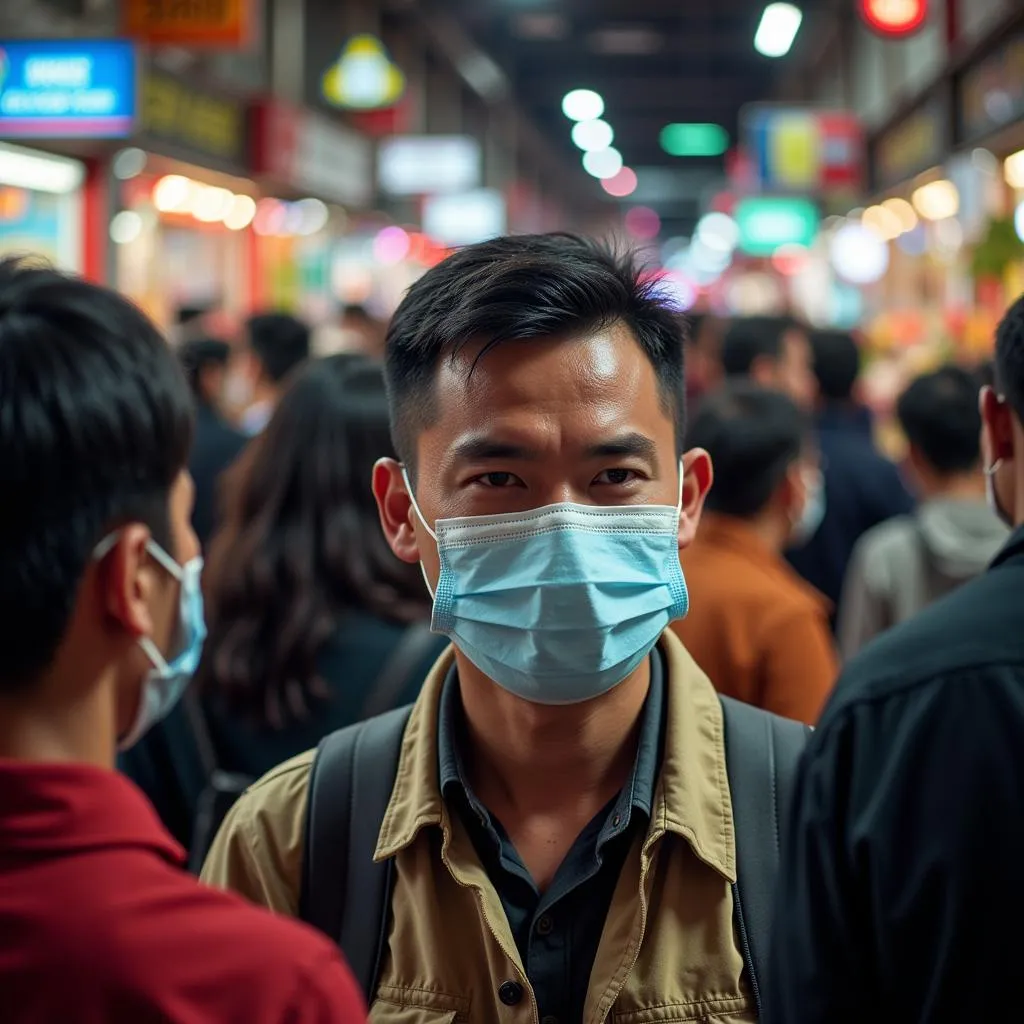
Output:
(197, 354), (445, 779)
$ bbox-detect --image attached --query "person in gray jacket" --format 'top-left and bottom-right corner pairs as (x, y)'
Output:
(838, 365), (1007, 659)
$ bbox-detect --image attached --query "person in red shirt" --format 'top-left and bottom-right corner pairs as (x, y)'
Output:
(0, 257), (365, 1023)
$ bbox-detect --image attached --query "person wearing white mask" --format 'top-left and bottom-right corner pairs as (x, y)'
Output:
(768, 292), (1024, 1022)
(0, 258), (365, 1022)
(673, 382), (836, 725)
(205, 234), (811, 1023)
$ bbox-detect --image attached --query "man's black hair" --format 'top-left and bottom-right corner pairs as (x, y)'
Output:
(897, 365), (983, 476)
(179, 337), (231, 401)
(0, 257), (194, 690)
(811, 329), (860, 402)
(384, 234), (687, 466)
(247, 312), (310, 384)
(721, 316), (800, 378)
(995, 293), (1024, 423)
(176, 303), (212, 326)
(688, 381), (810, 518)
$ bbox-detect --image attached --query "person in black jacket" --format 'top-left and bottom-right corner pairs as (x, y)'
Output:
(767, 292), (1024, 1023)
(179, 338), (247, 549)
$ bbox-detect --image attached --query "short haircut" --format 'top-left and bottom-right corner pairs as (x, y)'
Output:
(179, 337), (231, 399)
(176, 303), (212, 326)
(247, 312), (310, 384)
(384, 234), (687, 466)
(721, 316), (799, 377)
(996, 293), (1024, 423)
(0, 257), (194, 691)
(897, 365), (982, 475)
(688, 381), (810, 518)
(811, 329), (860, 402)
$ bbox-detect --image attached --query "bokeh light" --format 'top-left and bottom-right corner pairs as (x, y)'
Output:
(601, 166), (638, 198)
(571, 119), (614, 152)
(625, 206), (661, 240)
(374, 225), (412, 264)
(562, 89), (604, 121)
(582, 147), (623, 179)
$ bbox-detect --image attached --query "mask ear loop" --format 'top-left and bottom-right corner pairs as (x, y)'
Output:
(401, 466), (439, 600)
(676, 460), (685, 514)
(985, 458), (1005, 477)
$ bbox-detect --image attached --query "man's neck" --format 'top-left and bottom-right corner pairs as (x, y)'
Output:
(456, 654), (650, 820)
(923, 472), (987, 503)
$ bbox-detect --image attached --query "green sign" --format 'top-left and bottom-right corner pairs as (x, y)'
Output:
(660, 122), (729, 158)
(735, 197), (819, 256)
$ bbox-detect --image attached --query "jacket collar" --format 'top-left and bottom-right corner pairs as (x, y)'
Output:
(374, 631), (736, 883)
(991, 523), (1024, 569)
(0, 760), (184, 864)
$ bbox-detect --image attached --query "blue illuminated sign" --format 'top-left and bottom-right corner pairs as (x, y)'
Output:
(0, 40), (136, 138)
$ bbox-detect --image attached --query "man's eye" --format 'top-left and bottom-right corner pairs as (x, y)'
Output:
(594, 468), (637, 485)
(477, 472), (520, 488)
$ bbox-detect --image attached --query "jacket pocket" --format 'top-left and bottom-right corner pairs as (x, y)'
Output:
(369, 1008), (457, 1024)
(371, 984), (469, 1024)
(614, 1000), (756, 1023)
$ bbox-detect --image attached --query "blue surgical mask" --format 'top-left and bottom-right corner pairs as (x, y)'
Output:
(404, 470), (689, 705)
(94, 534), (206, 750)
(790, 467), (826, 547)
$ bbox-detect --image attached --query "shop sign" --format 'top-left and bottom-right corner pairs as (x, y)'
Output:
(423, 189), (507, 247)
(255, 101), (372, 208)
(735, 197), (820, 256)
(873, 95), (948, 189)
(742, 105), (864, 195)
(0, 39), (136, 138)
(140, 70), (247, 168)
(958, 28), (1024, 143)
(122, 0), (253, 48)
(321, 35), (404, 112)
(378, 135), (481, 196)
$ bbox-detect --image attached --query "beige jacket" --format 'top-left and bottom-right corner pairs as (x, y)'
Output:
(202, 630), (756, 1023)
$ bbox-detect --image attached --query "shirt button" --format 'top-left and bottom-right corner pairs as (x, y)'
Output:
(612, 813), (622, 827)
(536, 914), (554, 936)
(498, 981), (524, 1006)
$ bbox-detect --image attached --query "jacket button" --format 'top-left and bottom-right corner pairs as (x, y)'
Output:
(498, 981), (524, 1006)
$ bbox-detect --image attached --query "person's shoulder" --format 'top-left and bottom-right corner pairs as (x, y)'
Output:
(849, 515), (918, 574)
(820, 567), (1024, 729)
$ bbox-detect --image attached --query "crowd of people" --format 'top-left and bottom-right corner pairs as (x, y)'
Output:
(1, 235), (1023, 1022)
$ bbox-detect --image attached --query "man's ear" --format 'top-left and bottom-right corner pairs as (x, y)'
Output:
(97, 525), (158, 639)
(373, 458), (422, 565)
(981, 386), (1014, 463)
(679, 448), (713, 550)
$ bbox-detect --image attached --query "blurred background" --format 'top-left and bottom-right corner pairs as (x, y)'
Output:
(0, 0), (1020, 417)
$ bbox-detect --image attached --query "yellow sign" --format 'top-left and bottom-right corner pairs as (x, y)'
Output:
(123, 0), (251, 48)
(876, 103), (942, 186)
(140, 71), (245, 164)
(322, 35), (405, 111)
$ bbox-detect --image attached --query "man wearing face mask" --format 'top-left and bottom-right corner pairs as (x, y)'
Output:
(205, 235), (808, 1023)
(672, 384), (836, 725)
(766, 292), (1024, 1023)
(0, 259), (364, 1022)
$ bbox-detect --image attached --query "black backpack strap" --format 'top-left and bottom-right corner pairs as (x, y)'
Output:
(299, 704), (414, 1004)
(361, 622), (439, 721)
(720, 695), (810, 1018)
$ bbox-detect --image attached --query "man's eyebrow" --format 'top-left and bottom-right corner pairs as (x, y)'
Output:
(450, 436), (538, 462)
(585, 432), (659, 464)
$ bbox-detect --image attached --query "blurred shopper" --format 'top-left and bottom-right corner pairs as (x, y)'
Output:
(179, 338), (247, 550)
(839, 366), (1007, 658)
(173, 302), (216, 345)
(338, 302), (385, 358)
(198, 355), (445, 781)
(232, 312), (310, 436)
(721, 314), (818, 409)
(685, 311), (725, 406)
(674, 383), (836, 724)
(205, 235), (807, 1021)
(0, 258), (364, 1022)
(767, 293), (1024, 1023)
(787, 329), (914, 621)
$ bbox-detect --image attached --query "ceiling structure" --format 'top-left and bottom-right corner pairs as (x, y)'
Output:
(446, 0), (832, 234)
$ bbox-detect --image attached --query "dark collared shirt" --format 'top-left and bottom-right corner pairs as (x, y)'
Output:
(438, 651), (665, 1023)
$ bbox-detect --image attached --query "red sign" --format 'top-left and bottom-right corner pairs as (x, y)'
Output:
(123, 0), (253, 47)
(859, 0), (929, 38)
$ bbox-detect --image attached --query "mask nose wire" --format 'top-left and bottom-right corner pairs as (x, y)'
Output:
(400, 466), (438, 600)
